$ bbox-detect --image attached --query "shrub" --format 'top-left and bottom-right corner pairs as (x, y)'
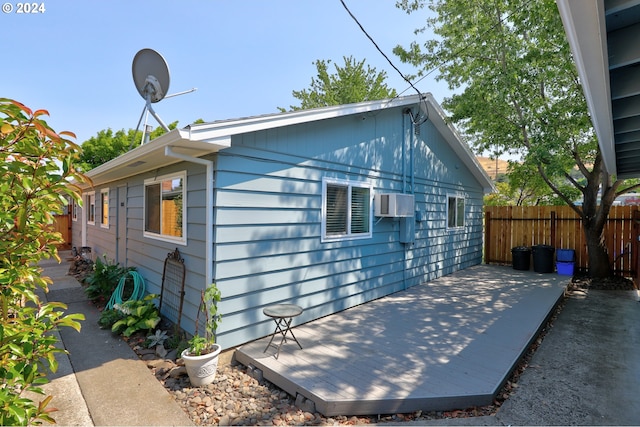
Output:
(84, 255), (135, 301)
(0, 99), (88, 424)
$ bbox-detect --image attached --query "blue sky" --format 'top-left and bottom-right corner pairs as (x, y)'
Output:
(2, 1), (450, 144)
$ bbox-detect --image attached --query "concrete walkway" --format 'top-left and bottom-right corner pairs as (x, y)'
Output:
(36, 254), (192, 426)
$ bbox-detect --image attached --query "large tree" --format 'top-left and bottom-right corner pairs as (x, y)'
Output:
(280, 55), (397, 111)
(394, 0), (640, 277)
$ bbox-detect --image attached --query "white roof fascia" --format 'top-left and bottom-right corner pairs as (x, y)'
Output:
(86, 128), (184, 175)
(185, 95), (424, 142)
(557, 0), (617, 175)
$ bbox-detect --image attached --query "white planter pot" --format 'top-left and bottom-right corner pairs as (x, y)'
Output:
(181, 344), (222, 386)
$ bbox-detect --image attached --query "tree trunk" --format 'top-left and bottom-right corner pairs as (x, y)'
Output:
(583, 216), (612, 278)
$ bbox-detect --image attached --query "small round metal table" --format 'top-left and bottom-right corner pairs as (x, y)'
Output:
(263, 304), (303, 359)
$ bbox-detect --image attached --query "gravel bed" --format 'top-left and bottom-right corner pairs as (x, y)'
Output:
(142, 355), (433, 426)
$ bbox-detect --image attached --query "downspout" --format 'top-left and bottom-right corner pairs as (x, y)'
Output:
(164, 146), (214, 289)
(402, 109), (411, 290)
(81, 193), (87, 248)
(402, 113), (407, 193)
(401, 107), (418, 290)
(410, 112), (415, 196)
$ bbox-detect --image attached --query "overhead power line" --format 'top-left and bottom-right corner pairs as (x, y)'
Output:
(339, 0), (429, 124)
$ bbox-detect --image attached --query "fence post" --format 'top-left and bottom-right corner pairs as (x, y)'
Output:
(484, 209), (491, 264)
(551, 211), (556, 248)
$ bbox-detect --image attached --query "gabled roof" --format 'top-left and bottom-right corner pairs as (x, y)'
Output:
(557, 0), (640, 179)
(81, 93), (494, 192)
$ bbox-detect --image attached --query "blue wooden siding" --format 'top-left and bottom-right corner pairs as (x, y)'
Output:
(72, 162), (211, 334)
(73, 103), (486, 350)
(213, 106), (486, 349)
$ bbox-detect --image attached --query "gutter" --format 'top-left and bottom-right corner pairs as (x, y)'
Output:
(164, 146), (215, 290)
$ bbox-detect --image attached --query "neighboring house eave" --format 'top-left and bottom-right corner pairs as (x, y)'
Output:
(557, 0), (617, 175)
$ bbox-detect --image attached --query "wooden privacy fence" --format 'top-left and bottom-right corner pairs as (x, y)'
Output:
(484, 205), (638, 276)
(52, 214), (72, 250)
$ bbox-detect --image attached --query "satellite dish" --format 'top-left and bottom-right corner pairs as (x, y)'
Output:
(132, 48), (170, 103)
(131, 48), (172, 137)
(130, 48), (196, 146)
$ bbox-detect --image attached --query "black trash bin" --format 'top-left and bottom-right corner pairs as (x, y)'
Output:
(511, 246), (531, 271)
(532, 244), (555, 273)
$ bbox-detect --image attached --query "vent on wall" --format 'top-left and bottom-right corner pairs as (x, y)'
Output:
(374, 193), (415, 217)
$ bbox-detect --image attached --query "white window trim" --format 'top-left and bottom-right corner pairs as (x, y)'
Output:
(86, 191), (95, 225)
(321, 177), (373, 243)
(447, 193), (466, 230)
(100, 189), (109, 229)
(143, 171), (187, 245)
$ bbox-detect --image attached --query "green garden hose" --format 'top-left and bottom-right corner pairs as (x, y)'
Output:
(105, 270), (146, 310)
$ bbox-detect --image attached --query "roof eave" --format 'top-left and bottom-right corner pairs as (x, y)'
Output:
(79, 94), (493, 194)
(188, 94), (494, 193)
(185, 95), (427, 141)
(80, 128), (230, 188)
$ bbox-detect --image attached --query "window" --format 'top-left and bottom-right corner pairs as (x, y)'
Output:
(447, 195), (465, 229)
(144, 172), (186, 244)
(322, 178), (372, 242)
(71, 198), (78, 221)
(86, 192), (95, 225)
(100, 189), (109, 228)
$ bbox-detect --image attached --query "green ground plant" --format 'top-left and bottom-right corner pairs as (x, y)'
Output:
(146, 329), (168, 348)
(111, 294), (161, 337)
(0, 99), (88, 425)
(97, 308), (124, 330)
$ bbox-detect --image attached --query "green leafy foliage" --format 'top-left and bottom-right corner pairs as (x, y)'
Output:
(78, 122), (178, 171)
(84, 255), (135, 301)
(279, 56), (398, 112)
(97, 308), (124, 330)
(0, 98), (88, 425)
(186, 283), (221, 356)
(484, 161), (582, 206)
(111, 294), (161, 337)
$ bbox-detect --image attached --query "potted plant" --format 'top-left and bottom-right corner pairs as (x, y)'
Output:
(181, 283), (222, 386)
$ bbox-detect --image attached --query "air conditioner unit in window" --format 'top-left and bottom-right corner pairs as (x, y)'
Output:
(374, 193), (415, 217)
